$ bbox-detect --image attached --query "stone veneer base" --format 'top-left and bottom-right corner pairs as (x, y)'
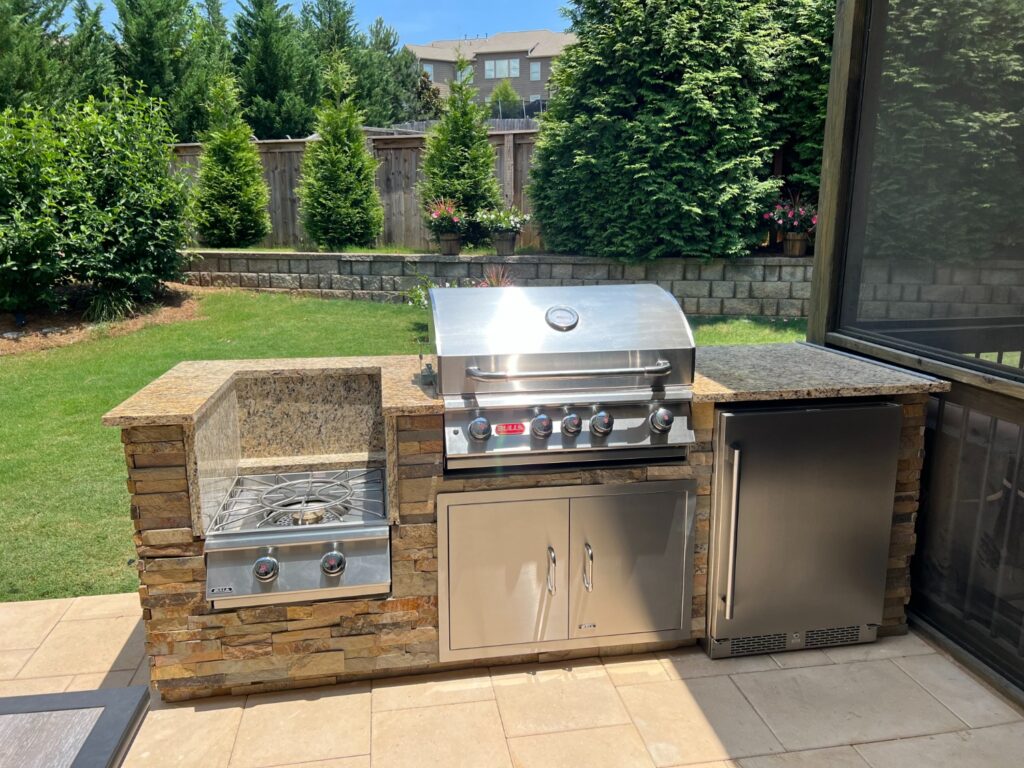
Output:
(123, 397), (925, 702)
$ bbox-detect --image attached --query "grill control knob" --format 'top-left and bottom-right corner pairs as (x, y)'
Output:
(649, 407), (675, 434)
(590, 411), (614, 437)
(253, 555), (279, 583)
(561, 412), (583, 437)
(531, 414), (553, 439)
(468, 417), (491, 440)
(320, 550), (346, 577)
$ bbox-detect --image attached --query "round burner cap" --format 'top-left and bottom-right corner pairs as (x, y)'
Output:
(545, 305), (578, 331)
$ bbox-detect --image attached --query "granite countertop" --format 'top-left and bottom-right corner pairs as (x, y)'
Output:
(103, 344), (948, 427)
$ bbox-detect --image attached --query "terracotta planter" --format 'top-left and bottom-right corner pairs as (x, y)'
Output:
(493, 232), (517, 257)
(438, 233), (462, 256)
(784, 232), (809, 257)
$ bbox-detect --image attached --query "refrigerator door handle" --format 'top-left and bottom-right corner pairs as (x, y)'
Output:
(724, 445), (741, 621)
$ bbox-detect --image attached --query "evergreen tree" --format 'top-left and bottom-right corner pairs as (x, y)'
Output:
(0, 0), (67, 109)
(61, 0), (117, 102)
(172, 0), (234, 141)
(419, 55), (501, 243)
(113, 0), (191, 102)
(349, 17), (420, 126)
(301, 0), (357, 58)
(412, 71), (443, 121)
(298, 58), (383, 250)
(488, 79), (522, 119)
(233, 0), (319, 138)
(530, 0), (781, 260)
(193, 75), (271, 247)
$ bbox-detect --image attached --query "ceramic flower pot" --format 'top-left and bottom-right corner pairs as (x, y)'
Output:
(493, 232), (517, 257)
(438, 233), (462, 256)
(784, 232), (809, 257)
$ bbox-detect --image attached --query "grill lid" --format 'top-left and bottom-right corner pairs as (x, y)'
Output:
(429, 284), (695, 395)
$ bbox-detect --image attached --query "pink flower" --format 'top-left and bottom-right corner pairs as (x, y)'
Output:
(788, 211), (794, 218)
(453, 217), (460, 222)
(812, 216), (818, 225)
(431, 212), (438, 218)
(763, 212), (771, 219)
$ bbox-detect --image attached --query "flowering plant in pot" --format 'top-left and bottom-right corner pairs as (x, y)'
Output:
(764, 197), (817, 256)
(476, 206), (531, 257)
(425, 198), (466, 255)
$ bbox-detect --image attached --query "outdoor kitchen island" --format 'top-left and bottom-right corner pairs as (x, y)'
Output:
(103, 343), (949, 702)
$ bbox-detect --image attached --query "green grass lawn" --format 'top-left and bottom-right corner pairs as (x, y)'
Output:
(0, 291), (804, 602)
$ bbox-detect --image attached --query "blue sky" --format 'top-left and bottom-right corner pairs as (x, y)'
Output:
(90, 1), (570, 44)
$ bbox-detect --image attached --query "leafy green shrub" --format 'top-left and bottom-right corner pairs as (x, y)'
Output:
(0, 86), (188, 319)
(488, 79), (522, 119)
(419, 56), (501, 245)
(530, 0), (781, 261)
(193, 75), (271, 248)
(298, 60), (383, 250)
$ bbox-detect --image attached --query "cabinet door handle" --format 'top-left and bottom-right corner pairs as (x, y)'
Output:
(547, 546), (557, 595)
(583, 543), (594, 592)
(725, 446), (740, 621)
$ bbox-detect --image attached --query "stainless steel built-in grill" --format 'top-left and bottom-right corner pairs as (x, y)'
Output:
(429, 284), (697, 470)
(204, 469), (390, 609)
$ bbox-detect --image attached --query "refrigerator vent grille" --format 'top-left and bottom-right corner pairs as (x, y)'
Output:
(730, 633), (786, 656)
(805, 625), (860, 648)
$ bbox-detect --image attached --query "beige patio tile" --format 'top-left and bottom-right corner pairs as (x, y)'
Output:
(62, 592), (141, 621)
(769, 651), (832, 670)
(229, 683), (370, 768)
(0, 675), (72, 696)
(123, 697), (243, 768)
(490, 659), (630, 737)
(0, 649), (33, 679)
(892, 654), (1022, 728)
(732, 659), (965, 751)
(854, 721), (1024, 768)
(603, 653), (671, 686)
(681, 762), (740, 768)
(274, 759), (370, 768)
(739, 746), (870, 767)
(65, 669), (136, 691)
(821, 632), (934, 664)
(0, 597), (72, 651)
(507, 723), (656, 768)
(371, 699), (510, 768)
(18, 615), (143, 677)
(618, 676), (784, 767)
(371, 668), (493, 711)
(660, 646), (778, 679)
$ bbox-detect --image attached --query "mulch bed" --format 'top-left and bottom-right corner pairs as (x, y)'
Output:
(0, 284), (211, 356)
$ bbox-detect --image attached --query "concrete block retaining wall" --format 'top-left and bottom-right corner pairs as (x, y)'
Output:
(185, 251), (815, 318)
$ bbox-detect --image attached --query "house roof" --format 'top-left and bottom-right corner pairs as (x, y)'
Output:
(406, 30), (575, 62)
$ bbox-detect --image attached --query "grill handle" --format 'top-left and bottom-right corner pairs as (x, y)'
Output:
(724, 445), (741, 621)
(466, 360), (672, 381)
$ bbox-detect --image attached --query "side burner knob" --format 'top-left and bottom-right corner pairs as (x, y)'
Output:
(649, 407), (675, 434)
(253, 555), (279, 583)
(531, 414), (553, 439)
(561, 413), (583, 437)
(320, 550), (347, 577)
(468, 417), (492, 440)
(590, 411), (614, 437)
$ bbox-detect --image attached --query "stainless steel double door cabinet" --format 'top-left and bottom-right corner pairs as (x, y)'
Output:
(708, 402), (902, 658)
(437, 481), (696, 662)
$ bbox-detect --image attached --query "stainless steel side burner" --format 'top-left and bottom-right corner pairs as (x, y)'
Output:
(204, 468), (389, 609)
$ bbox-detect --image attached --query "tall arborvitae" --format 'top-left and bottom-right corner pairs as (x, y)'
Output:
(0, 0), (67, 109)
(301, 0), (357, 58)
(233, 0), (319, 139)
(62, 0), (117, 103)
(349, 17), (421, 126)
(298, 58), (383, 250)
(419, 55), (501, 243)
(173, 0), (234, 141)
(193, 75), (271, 247)
(531, 0), (781, 260)
(113, 0), (191, 102)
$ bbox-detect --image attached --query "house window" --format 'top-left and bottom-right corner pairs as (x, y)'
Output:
(456, 64), (471, 83)
(485, 59), (520, 79)
(530, 61), (541, 81)
(423, 63), (434, 81)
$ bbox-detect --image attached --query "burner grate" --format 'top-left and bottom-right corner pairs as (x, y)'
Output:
(207, 468), (386, 534)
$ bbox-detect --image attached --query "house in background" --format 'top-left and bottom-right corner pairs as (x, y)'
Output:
(405, 30), (576, 106)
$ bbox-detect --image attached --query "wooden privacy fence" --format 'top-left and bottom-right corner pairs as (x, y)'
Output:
(172, 130), (542, 250)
